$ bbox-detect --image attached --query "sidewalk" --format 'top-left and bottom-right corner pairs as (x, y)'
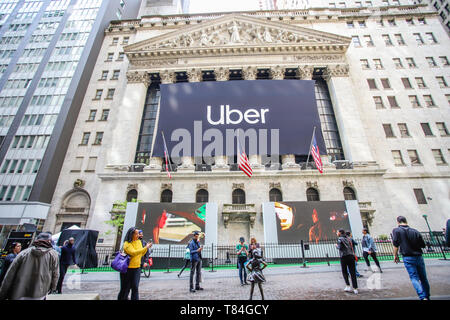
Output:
(62, 259), (450, 300)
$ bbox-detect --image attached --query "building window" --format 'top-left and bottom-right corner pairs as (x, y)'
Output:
(413, 188), (427, 204)
(343, 187), (356, 200)
(87, 110), (97, 121)
(425, 32), (437, 44)
(436, 76), (448, 88)
(161, 189), (173, 203)
(80, 133), (90, 145)
(382, 34), (393, 46)
(306, 188), (320, 201)
(377, 19), (384, 27)
(420, 123), (433, 136)
(93, 132), (104, 145)
(86, 157), (97, 172)
(394, 34), (405, 45)
(373, 96), (385, 109)
(393, 58), (403, 68)
(32, 160), (41, 173)
(100, 109), (110, 121)
(408, 150), (421, 165)
(439, 56), (449, 66)
(374, 59), (384, 69)
(423, 95), (435, 107)
(347, 21), (355, 28)
(413, 33), (424, 45)
(392, 150), (405, 166)
(388, 19), (396, 27)
(426, 57), (437, 67)
(358, 21), (366, 27)
(398, 123), (410, 137)
(352, 36), (361, 47)
(383, 124), (395, 138)
(232, 189), (246, 204)
(127, 189), (138, 202)
(123, 37), (129, 45)
(117, 52), (125, 61)
(415, 77), (426, 88)
(409, 95), (421, 108)
(381, 78), (391, 89)
(406, 18), (414, 26)
(406, 57), (417, 68)
(402, 78), (413, 89)
(106, 53), (114, 61)
(72, 157), (83, 172)
(367, 79), (377, 89)
(387, 96), (400, 108)
(106, 89), (115, 99)
(363, 35), (374, 46)
(432, 149), (447, 165)
(112, 70), (120, 80)
(196, 189), (209, 203)
(269, 188), (283, 202)
(5, 186), (16, 201)
(436, 122), (449, 136)
(360, 59), (370, 69)
(94, 90), (103, 100)
(112, 37), (119, 45)
(418, 18), (426, 25)
(100, 71), (108, 80)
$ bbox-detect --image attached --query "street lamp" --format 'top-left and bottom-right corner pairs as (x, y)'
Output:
(422, 214), (435, 244)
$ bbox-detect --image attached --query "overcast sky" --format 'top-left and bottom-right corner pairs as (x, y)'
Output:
(188, 0), (260, 14)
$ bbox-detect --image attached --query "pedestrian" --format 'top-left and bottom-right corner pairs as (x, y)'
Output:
(346, 231), (363, 278)
(336, 229), (358, 294)
(117, 227), (152, 300)
(392, 216), (430, 300)
(0, 232), (59, 300)
(178, 245), (191, 278)
(56, 237), (76, 294)
(248, 237), (261, 259)
(188, 231), (203, 293)
(445, 219), (450, 247)
(361, 228), (382, 272)
(236, 237), (249, 286)
(0, 242), (21, 286)
(138, 230), (150, 271)
(246, 248), (267, 300)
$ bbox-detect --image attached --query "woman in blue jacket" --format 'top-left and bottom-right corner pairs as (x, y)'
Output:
(361, 228), (382, 272)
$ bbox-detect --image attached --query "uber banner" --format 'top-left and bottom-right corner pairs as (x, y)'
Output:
(152, 80), (326, 161)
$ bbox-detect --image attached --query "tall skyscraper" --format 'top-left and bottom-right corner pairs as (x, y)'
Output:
(416, 0), (450, 32)
(0, 0), (140, 243)
(137, 0), (189, 17)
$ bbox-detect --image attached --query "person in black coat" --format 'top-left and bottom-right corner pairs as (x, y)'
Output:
(0, 242), (22, 286)
(446, 219), (450, 247)
(56, 237), (76, 294)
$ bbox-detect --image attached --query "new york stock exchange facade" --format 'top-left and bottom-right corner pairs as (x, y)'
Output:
(44, 6), (450, 249)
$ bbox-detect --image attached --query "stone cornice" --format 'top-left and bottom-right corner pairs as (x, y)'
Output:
(126, 71), (150, 87)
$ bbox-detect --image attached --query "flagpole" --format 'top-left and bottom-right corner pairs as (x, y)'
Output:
(305, 126), (316, 169)
(161, 130), (173, 173)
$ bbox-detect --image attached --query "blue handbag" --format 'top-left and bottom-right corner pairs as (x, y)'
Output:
(111, 251), (130, 273)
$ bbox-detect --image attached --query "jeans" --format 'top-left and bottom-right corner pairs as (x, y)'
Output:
(340, 255), (358, 289)
(238, 257), (248, 284)
(190, 260), (202, 289)
(56, 264), (69, 293)
(179, 259), (190, 276)
(403, 256), (430, 300)
(117, 268), (141, 300)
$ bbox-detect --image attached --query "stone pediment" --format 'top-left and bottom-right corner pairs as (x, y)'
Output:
(125, 14), (350, 58)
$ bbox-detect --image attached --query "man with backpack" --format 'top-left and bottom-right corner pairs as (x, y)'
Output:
(392, 216), (430, 300)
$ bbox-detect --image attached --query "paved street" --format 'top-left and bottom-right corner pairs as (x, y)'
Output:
(60, 259), (450, 300)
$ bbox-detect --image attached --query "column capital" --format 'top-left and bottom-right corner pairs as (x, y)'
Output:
(126, 71), (150, 87)
(187, 68), (202, 82)
(270, 66), (285, 80)
(214, 67), (229, 81)
(159, 70), (176, 84)
(242, 66), (257, 80)
(296, 66), (314, 80)
(323, 64), (350, 81)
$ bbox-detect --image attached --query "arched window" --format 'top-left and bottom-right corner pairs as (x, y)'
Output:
(306, 188), (320, 201)
(232, 188), (246, 204)
(269, 188), (283, 202)
(343, 187), (357, 200)
(126, 189), (138, 202)
(161, 189), (172, 203)
(196, 189), (209, 203)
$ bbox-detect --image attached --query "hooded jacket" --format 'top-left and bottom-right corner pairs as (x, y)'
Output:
(0, 242), (59, 300)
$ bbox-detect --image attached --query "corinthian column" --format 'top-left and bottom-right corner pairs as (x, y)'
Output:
(242, 66), (257, 80)
(214, 67), (229, 81)
(160, 70), (176, 84)
(323, 64), (374, 162)
(296, 66), (314, 80)
(107, 71), (150, 166)
(270, 66), (285, 80)
(187, 68), (202, 82)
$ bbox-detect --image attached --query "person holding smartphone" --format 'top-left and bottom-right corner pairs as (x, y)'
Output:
(188, 231), (203, 293)
(236, 237), (249, 286)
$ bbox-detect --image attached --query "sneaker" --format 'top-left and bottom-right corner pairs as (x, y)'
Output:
(190, 288), (196, 293)
(344, 286), (352, 292)
(353, 289), (358, 294)
(195, 287), (204, 291)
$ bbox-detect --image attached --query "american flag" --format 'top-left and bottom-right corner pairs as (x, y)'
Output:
(161, 131), (172, 179)
(311, 132), (323, 174)
(237, 135), (253, 178)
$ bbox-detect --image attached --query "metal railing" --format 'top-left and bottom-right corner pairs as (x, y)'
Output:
(74, 232), (448, 273)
